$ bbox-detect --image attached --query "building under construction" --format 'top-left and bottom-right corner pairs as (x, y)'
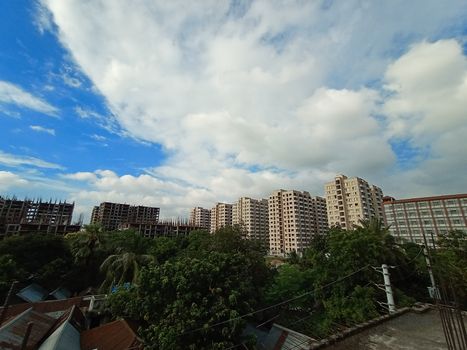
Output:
(90, 202), (160, 231)
(119, 219), (202, 238)
(0, 196), (81, 237)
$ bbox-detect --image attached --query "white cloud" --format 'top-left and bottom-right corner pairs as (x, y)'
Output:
(30, 125), (56, 136)
(0, 151), (64, 170)
(90, 134), (107, 141)
(37, 1), (467, 217)
(0, 171), (28, 191)
(0, 80), (58, 116)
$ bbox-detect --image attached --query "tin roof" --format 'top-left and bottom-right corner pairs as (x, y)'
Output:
(80, 319), (143, 350)
(0, 296), (89, 322)
(16, 283), (48, 303)
(0, 308), (56, 349)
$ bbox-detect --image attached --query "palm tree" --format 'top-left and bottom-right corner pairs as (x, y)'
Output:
(100, 250), (154, 292)
(99, 231), (154, 292)
(66, 224), (106, 267)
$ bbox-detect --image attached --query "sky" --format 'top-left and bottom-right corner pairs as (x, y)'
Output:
(1, 0), (467, 222)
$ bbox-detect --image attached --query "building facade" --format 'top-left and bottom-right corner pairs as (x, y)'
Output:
(268, 190), (327, 256)
(210, 203), (233, 233)
(312, 196), (329, 235)
(189, 207), (211, 230)
(325, 174), (384, 229)
(232, 197), (269, 244)
(90, 202), (159, 231)
(120, 220), (200, 239)
(383, 194), (467, 245)
(0, 197), (80, 237)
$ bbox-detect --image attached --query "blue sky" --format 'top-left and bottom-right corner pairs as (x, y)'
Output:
(1, 1), (467, 220)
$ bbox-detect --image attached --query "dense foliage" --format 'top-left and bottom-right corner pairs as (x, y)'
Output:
(0, 222), (465, 348)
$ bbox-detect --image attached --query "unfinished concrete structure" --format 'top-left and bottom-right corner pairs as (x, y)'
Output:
(0, 196), (80, 237)
(120, 219), (201, 238)
(90, 202), (160, 231)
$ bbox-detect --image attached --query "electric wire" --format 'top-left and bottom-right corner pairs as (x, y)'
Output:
(178, 264), (370, 337)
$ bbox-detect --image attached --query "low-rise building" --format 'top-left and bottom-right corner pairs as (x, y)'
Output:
(383, 194), (467, 245)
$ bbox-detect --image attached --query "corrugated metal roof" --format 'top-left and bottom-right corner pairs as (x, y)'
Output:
(49, 287), (72, 300)
(38, 321), (81, 350)
(0, 307), (56, 349)
(81, 320), (143, 350)
(0, 296), (89, 322)
(16, 283), (49, 303)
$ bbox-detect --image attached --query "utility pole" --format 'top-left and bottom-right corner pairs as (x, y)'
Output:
(374, 264), (396, 314)
(381, 264), (396, 314)
(423, 246), (440, 300)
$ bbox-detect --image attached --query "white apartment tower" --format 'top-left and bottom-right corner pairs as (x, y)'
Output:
(268, 190), (328, 256)
(189, 207), (211, 230)
(325, 174), (384, 229)
(210, 203), (233, 233)
(232, 197), (269, 244)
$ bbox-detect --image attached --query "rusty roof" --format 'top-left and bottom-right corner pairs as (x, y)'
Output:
(0, 308), (56, 350)
(0, 296), (90, 322)
(81, 319), (143, 350)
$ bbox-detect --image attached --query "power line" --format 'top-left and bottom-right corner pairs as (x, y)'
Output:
(179, 264), (370, 337)
(392, 246), (424, 268)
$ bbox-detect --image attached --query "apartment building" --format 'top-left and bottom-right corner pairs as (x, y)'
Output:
(268, 190), (327, 256)
(0, 196), (80, 237)
(91, 202), (159, 231)
(210, 203), (233, 233)
(232, 197), (269, 244)
(383, 194), (467, 246)
(189, 207), (211, 230)
(312, 196), (329, 235)
(325, 174), (384, 229)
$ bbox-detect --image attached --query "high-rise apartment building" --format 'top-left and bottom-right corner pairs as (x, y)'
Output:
(91, 202), (159, 231)
(189, 207), (211, 230)
(268, 190), (327, 256)
(383, 194), (467, 246)
(325, 174), (384, 229)
(210, 203), (233, 233)
(0, 196), (80, 237)
(232, 197), (269, 244)
(312, 196), (329, 235)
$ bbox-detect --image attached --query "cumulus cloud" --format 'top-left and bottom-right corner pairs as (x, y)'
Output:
(381, 39), (467, 196)
(30, 125), (56, 136)
(0, 151), (64, 169)
(0, 80), (58, 116)
(0, 171), (28, 191)
(32, 1), (467, 217)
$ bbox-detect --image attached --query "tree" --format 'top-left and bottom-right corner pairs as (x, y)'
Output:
(107, 226), (270, 349)
(65, 224), (107, 267)
(109, 253), (261, 349)
(0, 234), (74, 290)
(100, 231), (155, 292)
(272, 219), (414, 337)
(433, 230), (467, 307)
